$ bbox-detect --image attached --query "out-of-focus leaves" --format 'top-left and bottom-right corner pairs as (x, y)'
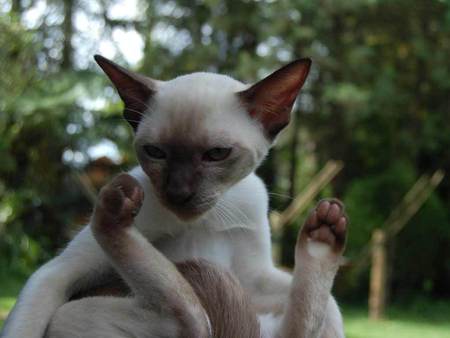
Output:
(0, 0), (450, 301)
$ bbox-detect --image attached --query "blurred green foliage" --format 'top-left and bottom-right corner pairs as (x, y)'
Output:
(0, 0), (449, 305)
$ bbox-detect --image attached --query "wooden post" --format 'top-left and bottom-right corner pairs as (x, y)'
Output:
(350, 169), (445, 276)
(343, 170), (444, 321)
(270, 160), (344, 230)
(369, 229), (387, 320)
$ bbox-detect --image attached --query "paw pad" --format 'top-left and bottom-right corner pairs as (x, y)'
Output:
(302, 199), (348, 252)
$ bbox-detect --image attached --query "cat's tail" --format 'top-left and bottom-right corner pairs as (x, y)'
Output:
(177, 259), (261, 338)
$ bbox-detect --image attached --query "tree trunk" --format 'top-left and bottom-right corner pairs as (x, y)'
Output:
(11, 0), (22, 15)
(279, 110), (301, 267)
(256, 150), (277, 196)
(61, 0), (75, 70)
(369, 229), (387, 320)
(288, 110), (301, 199)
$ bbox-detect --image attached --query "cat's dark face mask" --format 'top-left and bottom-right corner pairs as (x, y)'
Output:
(134, 133), (256, 221)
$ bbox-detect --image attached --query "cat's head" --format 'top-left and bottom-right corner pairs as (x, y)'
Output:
(95, 55), (310, 220)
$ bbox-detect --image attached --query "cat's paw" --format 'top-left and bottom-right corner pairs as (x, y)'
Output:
(93, 173), (144, 231)
(299, 199), (348, 256)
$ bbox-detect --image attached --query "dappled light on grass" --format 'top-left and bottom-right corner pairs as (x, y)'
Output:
(0, 297), (16, 329)
(343, 303), (450, 338)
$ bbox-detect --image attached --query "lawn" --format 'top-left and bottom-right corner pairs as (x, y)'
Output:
(342, 302), (450, 338)
(0, 274), (26, 330)
(1, 283), (450, 337)
(0, 297), (15, 329)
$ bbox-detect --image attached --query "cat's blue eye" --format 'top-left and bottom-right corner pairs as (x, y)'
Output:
(143, 145), (166, 159)
(203, 147), (232, 162)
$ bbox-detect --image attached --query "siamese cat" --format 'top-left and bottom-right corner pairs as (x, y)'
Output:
(1, 55), (348, 338)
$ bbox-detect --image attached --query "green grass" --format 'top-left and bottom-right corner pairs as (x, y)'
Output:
(0, 274), (27, 329)
(1, 277), (450, 338)
(343, 301), (450, 338)
(0, 297), (15, 328)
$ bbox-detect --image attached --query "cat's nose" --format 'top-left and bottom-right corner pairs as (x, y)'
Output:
(166, 186), (195, 206)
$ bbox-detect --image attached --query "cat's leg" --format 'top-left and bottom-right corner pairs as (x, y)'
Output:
(0, 226), (111, 338)
(320, 296), (345, 338)
(279, 199), (348, 338)
(90, 173), (211, 338)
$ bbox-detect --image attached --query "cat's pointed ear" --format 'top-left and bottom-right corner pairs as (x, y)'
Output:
(237, 58), (311, 139)
(94, 55), (156, 131)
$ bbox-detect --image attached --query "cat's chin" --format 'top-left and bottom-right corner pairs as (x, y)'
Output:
(172, 211), (203, 222)
(163, 202), (216, 222)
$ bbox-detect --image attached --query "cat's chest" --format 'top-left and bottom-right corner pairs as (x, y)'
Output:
(154, 229), (234, 270)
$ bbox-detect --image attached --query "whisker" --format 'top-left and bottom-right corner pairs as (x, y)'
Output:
(219, 204), (235, 226)
(216, 199), (248, 231)
(268, 192), (294, 200)
(96, 116), (142, 126)
(217, 206), (238, 241)
(221, 198), (250, 223)
(220, 199), (256, 231)
(213, 205), (227, 229)
(124, 107), (147, 117)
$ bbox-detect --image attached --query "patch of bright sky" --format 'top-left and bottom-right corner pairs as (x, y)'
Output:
(21, 0), (47, 28)
(0, 0), (10, 13)
(108, 0), (141, 20)
(77, 96), (108, 111)
(87, 139), (122, 163)
(111, 28), (144, 64)
(277, 49), (292, 62)
(5, 0), (190, 66)
(152, 22), (192, 55)
(73, 9), (105, 68)
(63, 139), (121, 166)
(62, 149), (87, 167)
(102, 0), (144, 64)
(256, 43), (270, 57)
(156, 1), (185, 18)
(73, 1), (144, 68)
(201, 24), (213, 45)
(257, 36), (292, 64)
(16, 0), (145, 67)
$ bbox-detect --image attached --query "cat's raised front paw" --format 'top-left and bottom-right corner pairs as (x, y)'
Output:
(300, 199), (348, 255)
(93, 173), (144, 231)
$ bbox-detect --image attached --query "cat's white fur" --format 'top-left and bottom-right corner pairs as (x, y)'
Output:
(1, 70), (344, 338)
(140, 73), (269, 164)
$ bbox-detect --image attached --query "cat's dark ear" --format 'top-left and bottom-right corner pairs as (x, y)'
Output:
(238, 58), (311, 139)
(94, 55), (156, 131)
